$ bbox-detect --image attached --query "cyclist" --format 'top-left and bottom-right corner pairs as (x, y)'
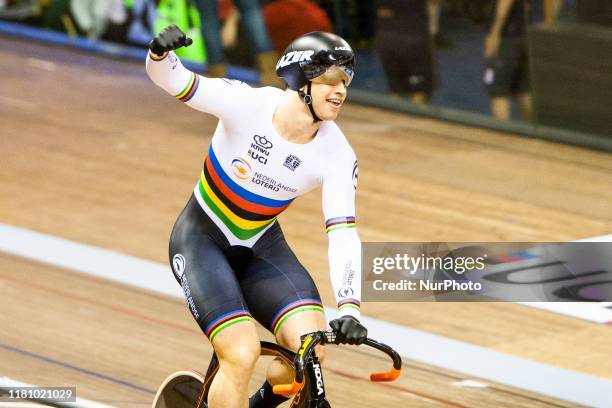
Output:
(147, 26), (367, 408)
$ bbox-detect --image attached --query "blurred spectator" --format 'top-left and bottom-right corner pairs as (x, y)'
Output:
(262, 0), (333, 54)
(576, 0), (612, 27)
(483, 0), (533, 120)
(428, 0), (441, 43)
(315, 0), (376, 46)
(156, 0), (206, 64)
(70, 0), (127, 40)
(427, 0), (454, 49)
(0, 0), (42, 20)
(375, 0), (437, 104)
(554, 0), (575, 22)
(125, 0), (156, 45)
(40, 0), (69, 32)
(194, 0), (281, 86)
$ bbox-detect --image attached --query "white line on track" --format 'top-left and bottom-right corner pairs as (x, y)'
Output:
(0, 223), (611, 407)
(26, 58), (56, 71)
(0, 95), (37, 111)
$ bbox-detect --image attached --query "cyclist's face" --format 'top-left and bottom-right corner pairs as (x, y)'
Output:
(309, 73), (348, 121)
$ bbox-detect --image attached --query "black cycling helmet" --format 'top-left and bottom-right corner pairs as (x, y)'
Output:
(276, 32), (355, 122)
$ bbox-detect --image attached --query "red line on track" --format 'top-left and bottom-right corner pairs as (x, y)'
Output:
(3, 275), (466, 407)
(1, 274), (202, 335)
(325, 367), (467, 408)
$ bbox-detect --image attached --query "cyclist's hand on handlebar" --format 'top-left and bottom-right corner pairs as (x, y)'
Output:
(149, 25), (193, 57)
(329, 316), (367, 345)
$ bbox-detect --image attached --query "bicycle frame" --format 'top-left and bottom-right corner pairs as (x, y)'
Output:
(197, 330), (402, 408)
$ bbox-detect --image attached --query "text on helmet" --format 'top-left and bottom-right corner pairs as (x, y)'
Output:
(276, 50), (315, 69)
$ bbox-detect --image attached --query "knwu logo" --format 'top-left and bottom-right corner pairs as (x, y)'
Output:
(276, 50), (315, 69)
(249, 135), (273, 165)
(253, 134), (273, 149)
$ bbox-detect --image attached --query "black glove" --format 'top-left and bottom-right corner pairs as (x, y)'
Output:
(329, 316), (367, 345)
(149, 24), (193, 57)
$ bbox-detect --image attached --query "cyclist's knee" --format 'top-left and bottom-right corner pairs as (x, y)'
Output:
(276, 310), (326, 347)
(218, 339), (261, 369)
(213, 324), (261, 372)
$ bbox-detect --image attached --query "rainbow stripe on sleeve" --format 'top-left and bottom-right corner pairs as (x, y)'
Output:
(338, 298), (360, 314)
(197, 146), (295, 240)
(325, 216), (356, 233)
(175, 72), (200, 102)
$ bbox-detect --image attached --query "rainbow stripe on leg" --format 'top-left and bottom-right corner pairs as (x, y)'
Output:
(205, 310), (254, 343)
(271, 299), (324, 335)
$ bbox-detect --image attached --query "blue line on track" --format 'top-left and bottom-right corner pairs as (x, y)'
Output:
(0, 342), (155, 394)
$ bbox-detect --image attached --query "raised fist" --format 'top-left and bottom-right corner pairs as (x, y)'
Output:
(149, 25), (193, 57)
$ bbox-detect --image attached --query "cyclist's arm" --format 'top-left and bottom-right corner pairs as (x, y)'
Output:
(145, 50), (250, 120)
(322, 151), (361, 319)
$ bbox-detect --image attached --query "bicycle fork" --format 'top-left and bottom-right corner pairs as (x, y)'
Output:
(292, 354), (331, 408)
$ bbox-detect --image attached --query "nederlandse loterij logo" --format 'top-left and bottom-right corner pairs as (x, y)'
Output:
(276, 50), (315, 69)
(231, 158), (252, 180)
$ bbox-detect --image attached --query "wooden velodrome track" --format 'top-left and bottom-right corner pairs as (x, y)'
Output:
(1, 36), (611, 407)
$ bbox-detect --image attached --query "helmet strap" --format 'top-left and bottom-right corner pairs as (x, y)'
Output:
(297, 81), (321, 123)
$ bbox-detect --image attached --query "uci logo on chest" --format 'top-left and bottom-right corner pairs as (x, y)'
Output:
(276, 50), (315, 69)
(248, 134), (273, 165)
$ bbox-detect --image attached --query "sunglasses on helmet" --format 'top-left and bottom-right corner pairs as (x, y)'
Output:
(311, 65), (354, 87)
(300, 49), (355, 86)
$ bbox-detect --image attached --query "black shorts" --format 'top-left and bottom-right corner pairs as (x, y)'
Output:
(169, 195), (323, 343)
(484, 36), (530, 96)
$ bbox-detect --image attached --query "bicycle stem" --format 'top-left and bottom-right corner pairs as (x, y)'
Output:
(272, 330), (403, 396)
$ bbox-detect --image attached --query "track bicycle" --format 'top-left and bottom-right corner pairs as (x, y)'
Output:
(153, 329), (402, 408)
